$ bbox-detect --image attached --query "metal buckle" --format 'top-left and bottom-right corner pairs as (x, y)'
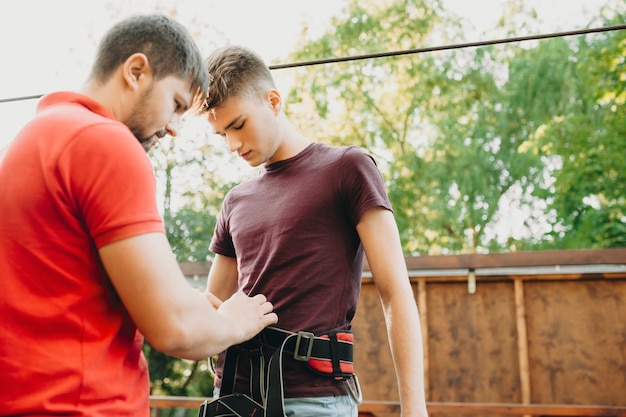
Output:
(293, 331), (315, 361)
(344, 374), (363, 405)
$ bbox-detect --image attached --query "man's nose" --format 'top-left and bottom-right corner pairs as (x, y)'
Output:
(165, 115), (182, 138)
(225, 134), (242, 153)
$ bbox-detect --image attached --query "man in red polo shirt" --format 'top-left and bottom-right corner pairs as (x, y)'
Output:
(0, 15), (277, 417)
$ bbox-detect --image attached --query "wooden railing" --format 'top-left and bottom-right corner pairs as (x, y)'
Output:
(360, 401), (626, 416)
(149, 396), (626, 417)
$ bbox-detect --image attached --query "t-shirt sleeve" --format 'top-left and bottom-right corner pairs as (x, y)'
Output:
(209, 197), (237, 258)
(56, 122), (165, 249)
(339, 146), (393, 226)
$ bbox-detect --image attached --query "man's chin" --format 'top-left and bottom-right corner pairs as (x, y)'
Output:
(136, 135), (159, 153)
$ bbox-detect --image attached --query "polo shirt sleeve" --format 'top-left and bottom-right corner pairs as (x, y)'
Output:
(55, 122), (165, 249)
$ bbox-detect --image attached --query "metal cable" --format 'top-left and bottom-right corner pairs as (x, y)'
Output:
(0, 94), (44, 104)
(269, 24), (626, 70)
(1, 24), (624, 104)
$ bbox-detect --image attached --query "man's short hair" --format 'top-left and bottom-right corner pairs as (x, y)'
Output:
(90, 14), (209, 106)
(202, 45), (276, 112)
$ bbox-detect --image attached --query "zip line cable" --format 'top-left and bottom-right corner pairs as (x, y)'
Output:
(0, 94), (44, 105)
(1, 24), (624, 104)
(269, 24), (626, 70)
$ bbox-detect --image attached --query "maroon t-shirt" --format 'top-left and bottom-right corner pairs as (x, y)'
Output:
(210, 142), (392, 398)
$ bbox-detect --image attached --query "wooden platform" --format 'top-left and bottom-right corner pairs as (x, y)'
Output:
(149, 397), (626, 417)
(360, 401), (626, 416)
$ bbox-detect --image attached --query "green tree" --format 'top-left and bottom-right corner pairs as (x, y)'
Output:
(525, 11), (626, 248)
(286, 0), (549, 254)
(284, 0), (624, 254)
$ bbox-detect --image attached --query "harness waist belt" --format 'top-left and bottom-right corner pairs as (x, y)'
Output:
(198, 326), (361, 417)
(257, 326), (353, 365)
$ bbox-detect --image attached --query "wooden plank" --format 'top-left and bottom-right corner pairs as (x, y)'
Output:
(148, 397), (626, 416)
(426, 281), (520, 403)
(357, 401), (626, 416)
(425, 402), (626, 416)
(524, 280), (626, 405)
(181, 248), (626, 277)
(402, 272), (626, 283)
(351, 283), (399, 401)
(149, 395), (206, 408)
(418, 278), (429, 400)
(514, 278), (531, 405)
(401, 248), (626, 271)
(430, 402), (626, 416)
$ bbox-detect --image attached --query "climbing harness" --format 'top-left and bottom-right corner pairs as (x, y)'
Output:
(197, 326), (362, 417)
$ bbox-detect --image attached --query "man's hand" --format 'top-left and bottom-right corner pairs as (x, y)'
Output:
(217, 292), (278, 342)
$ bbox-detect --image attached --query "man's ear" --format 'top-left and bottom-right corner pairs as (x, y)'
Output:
(267, 89), (282, 114)
(122, 53), (151, 91)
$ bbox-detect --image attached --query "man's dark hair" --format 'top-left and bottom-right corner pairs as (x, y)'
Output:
(90, 14), (209, 106)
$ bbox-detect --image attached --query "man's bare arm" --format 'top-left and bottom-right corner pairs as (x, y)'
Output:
(99, 232), (277, 360)
(357, 208), (429, 417)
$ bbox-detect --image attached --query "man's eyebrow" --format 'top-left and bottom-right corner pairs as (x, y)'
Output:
(215, 115), (243, 135)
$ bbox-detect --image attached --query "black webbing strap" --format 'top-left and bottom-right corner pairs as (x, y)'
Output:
(263, 333), (294, 416)
(197, 393), (264, 417)
(258, 327), (353, 370)
(218, 346), (238, 397)
(328, 332), (342, 378)
(197, 340), (290, 417)
(248, 348), (264, 403)
(219, 341), (265, 404)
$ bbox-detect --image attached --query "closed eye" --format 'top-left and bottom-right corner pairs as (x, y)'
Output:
(175, 98), (190, 113)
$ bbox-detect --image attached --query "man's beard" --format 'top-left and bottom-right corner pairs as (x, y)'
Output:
(127, 83), (167, 152)
(135, 130), (167, 152)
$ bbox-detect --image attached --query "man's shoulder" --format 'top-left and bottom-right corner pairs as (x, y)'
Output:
(309, 142), (372, 164)
(37, 92), (121, 130)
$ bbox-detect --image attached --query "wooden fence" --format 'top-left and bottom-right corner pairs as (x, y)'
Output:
(157, 248), (626, 416)
(150, 396), (626, 416)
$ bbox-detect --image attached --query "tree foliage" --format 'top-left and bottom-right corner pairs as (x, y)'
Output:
(526, 12), (626, 249)
(284, 0), (625, 254)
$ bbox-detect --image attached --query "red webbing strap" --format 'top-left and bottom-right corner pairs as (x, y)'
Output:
(305, 331), (354, 379)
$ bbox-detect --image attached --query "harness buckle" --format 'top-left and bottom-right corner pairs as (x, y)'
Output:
(293, 331), (315, 361)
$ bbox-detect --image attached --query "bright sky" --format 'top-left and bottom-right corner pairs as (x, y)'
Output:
(0, 0), (604, 149)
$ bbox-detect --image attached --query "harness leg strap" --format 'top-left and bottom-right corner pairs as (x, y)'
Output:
(198, 393), (265, 417)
